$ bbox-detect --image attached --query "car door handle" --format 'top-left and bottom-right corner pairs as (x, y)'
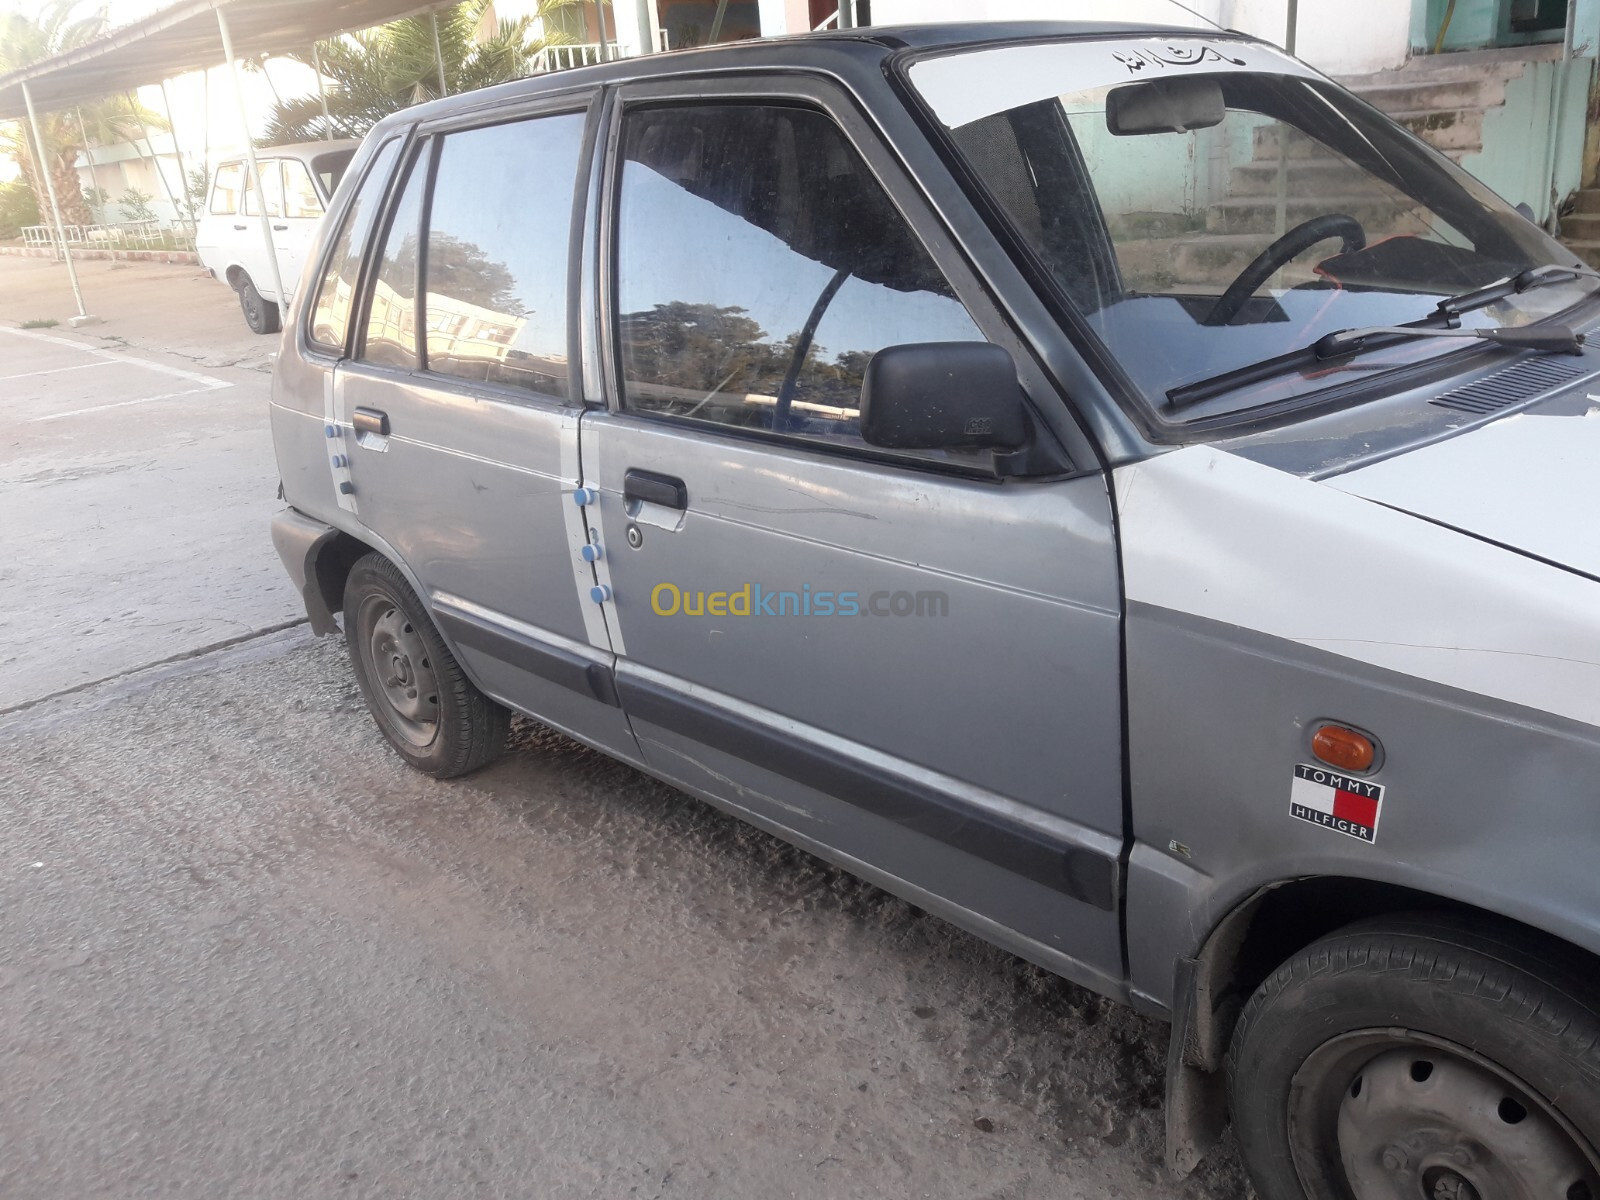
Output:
(623, 469), (687, 510)
(233, 223), (247, 231)
(272, 224), (288, 231)
(352, 407), (390, 436)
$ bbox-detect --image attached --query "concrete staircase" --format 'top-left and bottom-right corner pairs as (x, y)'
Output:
(1111, 50), (1557, 294)
(1558, 188), (1600, 267)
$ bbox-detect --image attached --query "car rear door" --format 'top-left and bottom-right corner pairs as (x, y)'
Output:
(329, 97), (637, 762)
(274, 157), (327, 301)
(578, 79), (1127, 988)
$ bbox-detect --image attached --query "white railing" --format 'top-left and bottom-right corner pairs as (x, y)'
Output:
(533, 30), (671, 73)
(535, 41), (618, 72)
(21, 219), (197, 253)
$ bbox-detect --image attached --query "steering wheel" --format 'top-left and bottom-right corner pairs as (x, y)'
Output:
(1206, 213), (1367, 326)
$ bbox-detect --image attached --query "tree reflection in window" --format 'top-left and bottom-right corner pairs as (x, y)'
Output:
(616, 104), (982, 443)
(422, 114), (585, 398)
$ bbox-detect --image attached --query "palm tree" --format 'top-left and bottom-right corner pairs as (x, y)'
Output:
(1, 0), (165, 227)
(262, 0), (596, 144)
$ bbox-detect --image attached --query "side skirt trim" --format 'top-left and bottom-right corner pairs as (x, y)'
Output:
(617, 669), (1120, 911)
(432, 595), (620, 708)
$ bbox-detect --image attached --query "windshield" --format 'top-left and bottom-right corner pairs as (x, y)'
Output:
(909, 38), (1598, 424)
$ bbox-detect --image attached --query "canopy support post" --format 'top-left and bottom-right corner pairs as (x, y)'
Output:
(21, 79), (93, 325)
(126, 89), (184, 228)
(216, 6), (288, 313)
(431, 12), (449, 96)
(158, 80), (194, 224)
(595, 1), (612, 61)
(311, 43), (334, 138)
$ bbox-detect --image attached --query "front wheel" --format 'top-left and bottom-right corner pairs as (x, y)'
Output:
(1228, 913), (1600, 1200)
(343, 553), (508, 778)
(235, 271), (281, 335)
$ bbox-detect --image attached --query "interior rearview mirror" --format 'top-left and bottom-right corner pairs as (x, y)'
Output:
(1106, 76), (1226, 136)
(860, 343), (1028, 452)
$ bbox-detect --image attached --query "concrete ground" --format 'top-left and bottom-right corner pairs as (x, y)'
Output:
(0, 257), (1250, 1198)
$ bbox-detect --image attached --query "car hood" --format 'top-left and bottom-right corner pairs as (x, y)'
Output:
(1326, 409), (1600, 580)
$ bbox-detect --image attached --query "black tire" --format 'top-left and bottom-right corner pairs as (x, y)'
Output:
(343, 552), (508, 778)
(1227, 912), (1600, 1199)
(235, 272), (281, 335)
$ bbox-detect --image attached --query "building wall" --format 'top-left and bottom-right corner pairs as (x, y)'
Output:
(760, 0), (1413, 73)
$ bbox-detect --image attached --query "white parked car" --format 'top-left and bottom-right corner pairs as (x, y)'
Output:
(196, 140), (358, 334)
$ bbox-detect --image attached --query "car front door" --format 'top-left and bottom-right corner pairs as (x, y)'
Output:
(332, 99), (637, 762)
(579, 83), (1127, 988)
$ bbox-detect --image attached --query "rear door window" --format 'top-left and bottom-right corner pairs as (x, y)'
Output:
(308, 138), (401, 354)
(210, 162), (245, 214)
(242, 160), (284, 218)
(421, 113), (585, 398)
(282, 159), (323, 219)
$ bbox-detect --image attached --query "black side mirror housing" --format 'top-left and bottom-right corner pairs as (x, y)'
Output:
(860, 342), (1029, 452)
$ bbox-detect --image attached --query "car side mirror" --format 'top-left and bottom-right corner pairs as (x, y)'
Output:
(860, 343), (1029, 453)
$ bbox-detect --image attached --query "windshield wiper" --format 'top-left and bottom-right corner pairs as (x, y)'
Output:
(1434, 262), (1600, 318)
(1312, 321), (1585, 359)
(1168, 271), (1597, 411)
(1168, 317), (1586, 410)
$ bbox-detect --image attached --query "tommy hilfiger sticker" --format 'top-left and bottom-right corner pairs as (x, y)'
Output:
(1290, 764), (1384, 842)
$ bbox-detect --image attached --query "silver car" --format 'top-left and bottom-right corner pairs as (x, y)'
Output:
(268, 20), (1600, 1196)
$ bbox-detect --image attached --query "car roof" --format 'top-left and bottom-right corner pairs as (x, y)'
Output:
(255, 139), (362, 161)
(373, 20), (1236, 134)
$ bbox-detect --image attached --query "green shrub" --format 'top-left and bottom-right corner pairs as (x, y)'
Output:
(0, 178), (40, 239)
(118, 187), (158, 223)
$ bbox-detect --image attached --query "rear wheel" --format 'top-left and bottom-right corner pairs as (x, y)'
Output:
(235, 272), (280, 335)
(1227, 913), (1600, 1200)
(343, 553), (508, 778)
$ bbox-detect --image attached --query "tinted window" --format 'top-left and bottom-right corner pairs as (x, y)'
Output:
(309, 139), (401, 353)
(422, 114), (583, 398)
(242, 160), (283, 217)
(210, 162), (244, 214)
(615, 104), (981, 444)
(282, 159), (322, 219)
(361, 147), (427, 370)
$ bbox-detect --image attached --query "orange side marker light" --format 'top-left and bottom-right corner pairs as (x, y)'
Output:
(1312, 724), (1376, 773)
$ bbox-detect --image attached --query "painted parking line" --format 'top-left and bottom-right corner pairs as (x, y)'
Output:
(0, 360), (120, 382)
(0, 325), (233, 423)
(31, 387), (231, 422)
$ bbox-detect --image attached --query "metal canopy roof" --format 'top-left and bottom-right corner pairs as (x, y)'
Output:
(0, 0), (450, 120)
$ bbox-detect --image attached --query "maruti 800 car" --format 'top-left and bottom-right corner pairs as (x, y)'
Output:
(266, 21), (1600, 1197)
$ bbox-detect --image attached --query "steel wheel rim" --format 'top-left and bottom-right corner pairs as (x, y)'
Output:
(358, 595), (439, 748)
(1288, 1029), (1600, 1200)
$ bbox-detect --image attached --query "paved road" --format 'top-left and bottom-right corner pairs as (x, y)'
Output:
(0, 257), (296, 711)
(0, 258), (1250, 1198)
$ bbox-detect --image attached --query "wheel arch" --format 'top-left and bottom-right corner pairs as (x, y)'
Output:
(1164, 874), (1600, 1174)
(309, 528), (375, 632)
